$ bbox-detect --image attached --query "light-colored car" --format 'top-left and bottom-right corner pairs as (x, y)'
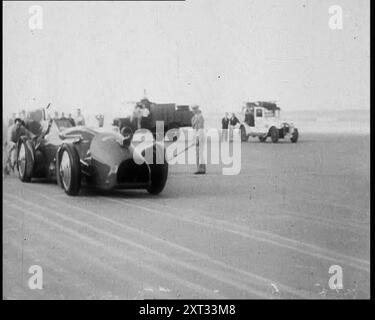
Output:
(239, 102), (299, 143)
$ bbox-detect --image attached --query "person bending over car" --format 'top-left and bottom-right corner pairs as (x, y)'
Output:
(4, 118), (36, 174)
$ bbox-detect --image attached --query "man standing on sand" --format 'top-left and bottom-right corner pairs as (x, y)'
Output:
(191, 105), (206, 174)
(96, 114), (104, 127)
(229, 113), (240, 141)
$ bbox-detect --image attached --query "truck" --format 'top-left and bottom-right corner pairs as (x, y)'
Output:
(113, 98), (193, 141)
(239, 101), (299, 143)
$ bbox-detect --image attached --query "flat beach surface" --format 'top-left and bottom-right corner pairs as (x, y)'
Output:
(3, 133), (370, 299)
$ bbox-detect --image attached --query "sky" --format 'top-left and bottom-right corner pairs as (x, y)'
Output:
(3, 0), (370, 118)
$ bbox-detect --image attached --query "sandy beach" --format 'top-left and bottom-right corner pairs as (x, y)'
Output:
(3, 132), (370, 299)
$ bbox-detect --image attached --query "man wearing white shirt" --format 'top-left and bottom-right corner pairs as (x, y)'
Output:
(191, 105), (206, 174)
(75, 108), (85, 126)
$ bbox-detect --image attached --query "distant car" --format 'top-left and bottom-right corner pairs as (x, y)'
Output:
(17, 109), (168, 196)
(239, 102), (299, 143)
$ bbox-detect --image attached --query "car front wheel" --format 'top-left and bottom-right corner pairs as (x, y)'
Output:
(17, 139), (35, 182)
(57, 144), (81, 195)
(269, 126), (279, 143)
(291, 129), (299, 143)
(147, 144), (168, 195)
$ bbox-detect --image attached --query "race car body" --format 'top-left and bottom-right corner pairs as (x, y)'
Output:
(17, 111), (168, 196)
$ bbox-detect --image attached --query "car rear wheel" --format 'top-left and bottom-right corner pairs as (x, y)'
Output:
(269, 126), (279, 143)
(57, 144), (81, 195)
(291, 129), (299, 143)
(17, 139), (34, 182)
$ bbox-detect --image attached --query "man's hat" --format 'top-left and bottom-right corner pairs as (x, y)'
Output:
(191, 104), (199, 110)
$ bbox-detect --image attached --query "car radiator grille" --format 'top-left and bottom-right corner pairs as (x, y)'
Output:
(117, 159), (150, 184)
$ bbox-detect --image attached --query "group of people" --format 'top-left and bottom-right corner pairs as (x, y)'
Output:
(43, 108), (104, 128)
(4, 103), (239, 177)
(3, 105), (113, 176)
(7, 108), (87, 128)
(221, 112), (240, 141)
(3, 108), (88, 175)
(51, 108), (86, 127)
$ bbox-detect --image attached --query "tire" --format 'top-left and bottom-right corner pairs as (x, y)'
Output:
(240, 126), (248, 142)
(291, 128), (299, 143)
(269, 126), (279, 143)
(147, 144), (168, 195)
(258, 135), (267, 142)
(17, 138), (35, 182)
(56, 144), (81, 195)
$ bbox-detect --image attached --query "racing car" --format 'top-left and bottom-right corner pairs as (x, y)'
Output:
(17, 109), (168, 196)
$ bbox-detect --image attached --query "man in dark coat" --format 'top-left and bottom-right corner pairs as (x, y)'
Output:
(221, 113), (230, 141)
(229, 113), (240, 142)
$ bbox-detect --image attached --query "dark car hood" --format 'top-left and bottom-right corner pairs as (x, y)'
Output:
(90, 132), (142, 167)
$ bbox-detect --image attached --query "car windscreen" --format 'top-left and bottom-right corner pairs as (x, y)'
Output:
(55, 119), (74, 130)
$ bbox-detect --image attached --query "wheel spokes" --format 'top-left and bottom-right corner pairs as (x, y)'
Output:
(60, 151), (71, 190)
(18, 143), (26, 176)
